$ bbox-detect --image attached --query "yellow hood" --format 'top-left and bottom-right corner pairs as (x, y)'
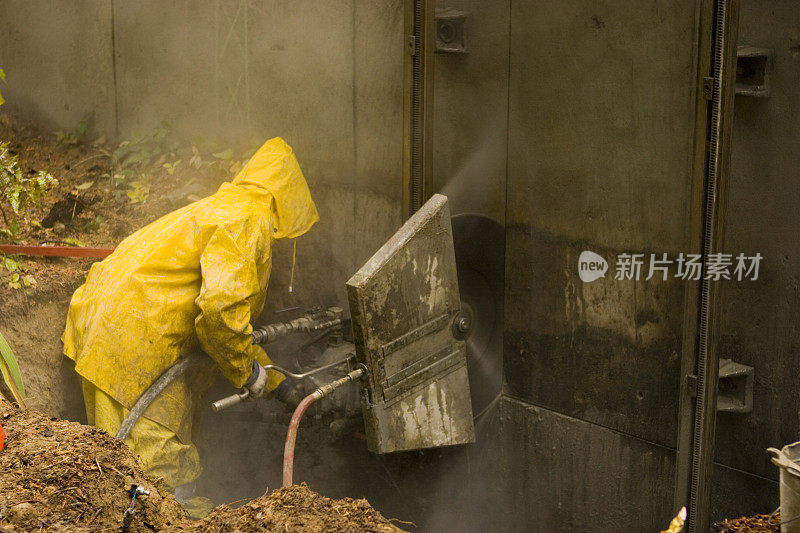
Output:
(232, 137), (319, 239)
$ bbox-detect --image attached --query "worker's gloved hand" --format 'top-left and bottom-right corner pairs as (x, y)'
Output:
(243, 360), (270, 399)
(273, 378), (307, 408)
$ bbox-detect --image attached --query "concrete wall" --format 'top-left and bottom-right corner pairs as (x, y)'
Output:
(0, 0), (117, 137)
(494, 0), (793, 528)
(499, 1), (719, 530)
(427, 1), (716, 528)
(712, 0), (800, 506)
(0, 0), (405, 309)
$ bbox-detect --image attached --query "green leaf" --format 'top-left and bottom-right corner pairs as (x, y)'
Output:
(75, 117), (88, 136)
(63, 237), (85, 247)
(162, 160), (182, 175)
(1, 255), (21, 272)
(212, 148), (234, 160)
(0, 329), (27, 406)
(126, 180), (150, 203)
(0, 69), (5, 82)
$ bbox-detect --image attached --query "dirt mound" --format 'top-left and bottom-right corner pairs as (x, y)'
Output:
(0, 399), (408, 532)
(166, 484), (407, 533)
(714, 512), (780, 532)
(0, 398), (186, 532)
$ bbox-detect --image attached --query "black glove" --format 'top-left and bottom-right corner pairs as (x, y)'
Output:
(273, 378), (306, 407)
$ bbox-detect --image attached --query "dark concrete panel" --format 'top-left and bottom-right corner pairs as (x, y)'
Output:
(504, 2), (702, 445)
(0, 0), (116, 137)
(496, 397), (676, 532)
(433, 0), (510, 224)
(495, 397), (777, 531)
(504, 231), (685, 447)
(507, 1), (700, 252)
(713, 0), (800, 481)
(710, 464), (777, 523)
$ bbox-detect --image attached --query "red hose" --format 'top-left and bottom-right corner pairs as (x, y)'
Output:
(281, 367), (365, 487)
(0, 244), (114, 258)
(282, 393), (317, 487)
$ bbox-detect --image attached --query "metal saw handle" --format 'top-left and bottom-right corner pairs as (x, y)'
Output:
(211, 355), (356, 412)
(211, 389), (250, 412)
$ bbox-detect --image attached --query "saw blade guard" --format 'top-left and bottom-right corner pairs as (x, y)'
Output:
(347, 194), (475, 453)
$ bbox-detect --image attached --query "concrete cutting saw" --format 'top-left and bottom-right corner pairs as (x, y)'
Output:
(216, 194), (503, 454)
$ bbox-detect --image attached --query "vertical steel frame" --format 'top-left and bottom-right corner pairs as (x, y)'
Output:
(675, 1), (740, 531)
(402, 0), (435, 219)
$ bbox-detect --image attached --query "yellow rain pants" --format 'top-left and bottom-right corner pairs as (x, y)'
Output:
(81, 379), (201, 488)
(63, 137), (318, 486)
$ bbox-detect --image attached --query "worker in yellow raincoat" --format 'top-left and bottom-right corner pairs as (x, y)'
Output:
(62, 137), (318, 509)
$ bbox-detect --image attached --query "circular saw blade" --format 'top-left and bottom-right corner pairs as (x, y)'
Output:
(451, 214), (504, 418)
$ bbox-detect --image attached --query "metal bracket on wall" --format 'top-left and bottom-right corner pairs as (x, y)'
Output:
(435, 8), (468, 54)
(735, 46), (772, 98)
(687, 359), (754, 413)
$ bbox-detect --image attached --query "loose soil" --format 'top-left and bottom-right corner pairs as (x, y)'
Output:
(0, 398), (186, 532)
(713, 513), (781, 532)
(165, 484), (407, 533)
(0, 399), (407, 532)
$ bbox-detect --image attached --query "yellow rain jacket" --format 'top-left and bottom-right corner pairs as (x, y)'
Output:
(63, 138), (318, 485)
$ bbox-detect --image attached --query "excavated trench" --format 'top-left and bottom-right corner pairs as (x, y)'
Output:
(0, 114), (411, 531)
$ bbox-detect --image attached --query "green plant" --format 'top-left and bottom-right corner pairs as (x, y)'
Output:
(0, 68), (5, 107)
(7, 272), (35, 290)
(126, 179), (150, 203)
(0, 218), (20, 243)
(55, 114), (90, 146)
(0, 253), (34, 290)
(0, 142), (58, 227)
(1, 254), (21, 273)
(162, 159), (182, 175)
(62, 237), (85, 247)
(81, 214), (104, 233)
(0, 329), (26, 407)
(112, 122), (177, 171)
